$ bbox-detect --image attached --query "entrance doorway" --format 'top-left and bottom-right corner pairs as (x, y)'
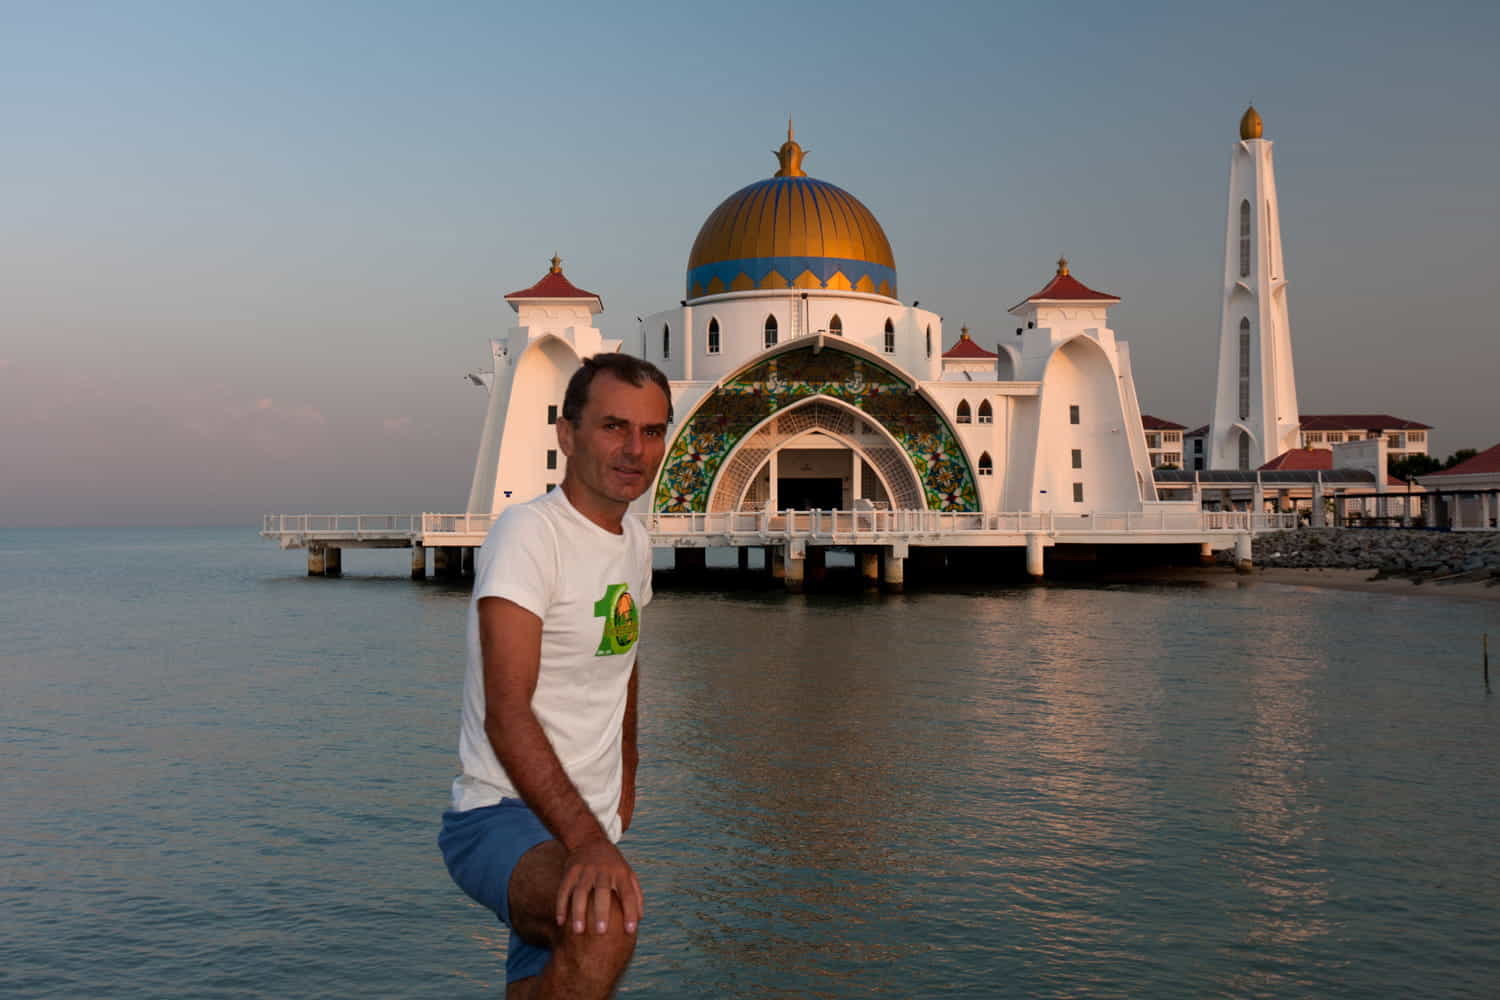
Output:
(778, 477), (843, 510)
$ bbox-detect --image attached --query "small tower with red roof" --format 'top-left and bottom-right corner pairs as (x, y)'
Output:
(465, 255), (623, 515)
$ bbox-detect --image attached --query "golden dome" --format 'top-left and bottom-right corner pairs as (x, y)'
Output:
(1240, 105), (1264, 140)
(686, 126), (897, 300)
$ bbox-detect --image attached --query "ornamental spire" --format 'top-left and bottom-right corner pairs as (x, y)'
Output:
(1057, 256), (1069, 277)
(549, 253), (562, 274)
(773, 120), (807, 178)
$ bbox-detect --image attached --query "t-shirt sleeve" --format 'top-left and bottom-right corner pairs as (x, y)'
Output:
(473, 506), (555, 620)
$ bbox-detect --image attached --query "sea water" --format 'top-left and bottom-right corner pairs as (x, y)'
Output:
(2, 528), (1498, 998)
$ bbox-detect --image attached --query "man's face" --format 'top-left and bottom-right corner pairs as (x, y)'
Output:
(556, 371), (671, 509)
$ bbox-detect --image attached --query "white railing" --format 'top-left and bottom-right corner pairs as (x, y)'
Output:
(422, 512), (501, 537)
(263, 508), (1299, 546)
(260, 514), (419, 538)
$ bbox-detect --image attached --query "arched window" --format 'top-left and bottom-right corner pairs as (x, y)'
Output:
(977, 399), (993, 424)
(828, 314), (843, 336)
(707, 317), (720, 355)
(1238, 430), (1251, 471)
(925, 325), (932, 357)
(883, 318), (895, 353)
(1237, 317), (1251, 420)
(956, 400), (972, 424)
(1239, 200), (1251, 278)
(662, 324), (670, 360)
(978, 452), (993, 476)
(763, 314), (778, 349)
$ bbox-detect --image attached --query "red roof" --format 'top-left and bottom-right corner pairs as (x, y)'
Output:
(1424, 442), (1500, 477)
(1010, 259), (1118, 311)
(1260, 448), (1405, 485)
(1299, 414), (1431, 431)
(505, 257), (602, 306)
(1141, 415), (1186, 431)
(1259, 448), (1335, 471)
(1186, 425), (1209, 437)
(942, 329), (998, 359)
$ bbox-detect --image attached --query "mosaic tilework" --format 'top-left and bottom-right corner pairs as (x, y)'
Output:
(653, 345), (978, 513)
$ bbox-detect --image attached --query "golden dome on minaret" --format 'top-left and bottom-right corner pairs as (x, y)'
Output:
(1239, 105), (1264, 140)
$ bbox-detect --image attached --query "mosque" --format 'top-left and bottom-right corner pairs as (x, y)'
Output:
(466, 124), (1161, 527)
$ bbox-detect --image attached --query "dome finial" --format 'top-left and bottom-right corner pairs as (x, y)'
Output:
(960, 325), (970, 340)
(773, 122), (807, 178)
(1239, 104), (1263, 140)
(1057, 256), (1069, 277)
(549, 253), (563, 274)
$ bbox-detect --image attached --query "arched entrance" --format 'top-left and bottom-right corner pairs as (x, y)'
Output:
(652, 342), (977, 513)
(706, 397), (924, 512)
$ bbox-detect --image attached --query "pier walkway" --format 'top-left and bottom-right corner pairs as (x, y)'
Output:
(262, 508), (1296, 587)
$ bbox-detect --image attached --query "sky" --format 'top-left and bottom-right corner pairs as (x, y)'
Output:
(4, 0), (1497, 526)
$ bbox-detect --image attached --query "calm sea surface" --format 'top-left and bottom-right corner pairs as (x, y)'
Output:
(2, 528), (1498, 998)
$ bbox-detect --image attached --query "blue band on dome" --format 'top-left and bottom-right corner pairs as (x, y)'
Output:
(686, 257), (898, 299)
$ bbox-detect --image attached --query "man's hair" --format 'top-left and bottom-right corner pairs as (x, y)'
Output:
(561, 353), (673, 425)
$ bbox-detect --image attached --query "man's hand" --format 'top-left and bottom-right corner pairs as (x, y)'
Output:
(556, 838), (643, 936)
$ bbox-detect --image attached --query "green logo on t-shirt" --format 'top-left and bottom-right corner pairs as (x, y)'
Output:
(592, 583), (639, 656)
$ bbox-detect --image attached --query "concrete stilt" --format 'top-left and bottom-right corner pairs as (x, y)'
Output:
(433, 546), (453, 578)
(411, 544), (427, 580)
(859, 550), (880, 588)
(674, 548), (706, 575)
(1234, 532), (1253, 574)
(1025, 534), (1044, 579)
(770, 547), (785, 581)
(882, 548), (905, 593)
(307, 545), (326, 577)
(738, 546), (750, 573)
(461, 547), (475, 577)
(805, 546), (826, 583)
(324, 546), (342, 578)
(1200, 542), (1215, 565)
(783, 544), (805, 593)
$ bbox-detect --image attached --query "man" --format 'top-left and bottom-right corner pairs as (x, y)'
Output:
(440, 353), (672, 999)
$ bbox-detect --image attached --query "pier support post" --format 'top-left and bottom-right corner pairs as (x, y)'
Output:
(434, 546), (453, 578)
(411, 544), (427, 580)
(770, 547), (785, 581)
(782, 543), (805, 593)
(882, 547), (905, 593)
(307, 544), (327, 577)
(674, 547), (706, 576)
(805, 546), (826, 583)
(1025, 534), (1045, 579)
(859, 550), (880, 588)
(461, 547), (475, 577)
(1200, 542), (1214, 566)
(324, 546), (342, 578)
(738, 546), (750, 573)
(1234, 532), (1253, 574)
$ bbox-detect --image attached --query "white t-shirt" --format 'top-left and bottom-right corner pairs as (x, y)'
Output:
(451, 488), (653, 843)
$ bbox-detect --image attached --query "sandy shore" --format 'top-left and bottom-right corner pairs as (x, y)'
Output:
(1133, 565), (1500, 603)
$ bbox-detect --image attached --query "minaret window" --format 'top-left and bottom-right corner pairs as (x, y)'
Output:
(546, 449), (557, 470)
(1238, 431), (1250, 471)
(1239, 200), (1251, 278)
(1237, 318), (1251, 421)
(662, 324), (671, 360)
(764, 315), (778, 349)
(828, 314), (843, 336)
(547, 405), (558, 426)
(883, 318), (895, 353)
(1069, 404), (1080, 425)
(978, 452), (993, 476)
(1071, 449), (1082, 469)
(956, 400), (972, 424)
(925, 326), (932, 357)
(977, 400), (993, 424)
(707, 317), (720, 355)
(1072, 482), (1084, 503)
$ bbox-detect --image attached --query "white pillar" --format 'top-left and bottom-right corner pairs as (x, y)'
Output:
(1235, 532), (1253, 574)
(768, 450), (779, 513)
(1025, 534), (1045, 578)
(851, 451), (863, 503)
(882, 548), (905, 592)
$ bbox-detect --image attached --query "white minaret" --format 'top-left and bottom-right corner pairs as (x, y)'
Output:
(1208, 106), (1300, 470)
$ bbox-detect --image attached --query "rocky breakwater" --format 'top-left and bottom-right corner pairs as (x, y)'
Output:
(1241, 529), (1500, 584)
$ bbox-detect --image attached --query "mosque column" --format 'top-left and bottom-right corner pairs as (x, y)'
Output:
(411, 544), (427, 580)
(1235, 532), (1254, 574)
(851, 452), (863, 504)
(1025, 534), (1045, 579)
(768, 450), (780, 513)
(882, 543), (906, 592)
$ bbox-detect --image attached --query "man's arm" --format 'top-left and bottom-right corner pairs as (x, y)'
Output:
(618, 660), (638, 833)
(478, 596), (643, 936)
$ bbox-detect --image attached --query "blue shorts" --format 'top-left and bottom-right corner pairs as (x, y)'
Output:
(439, 799), (555, 983)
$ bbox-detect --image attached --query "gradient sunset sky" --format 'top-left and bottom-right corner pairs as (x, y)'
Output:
(5, 0), (1497, 525)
